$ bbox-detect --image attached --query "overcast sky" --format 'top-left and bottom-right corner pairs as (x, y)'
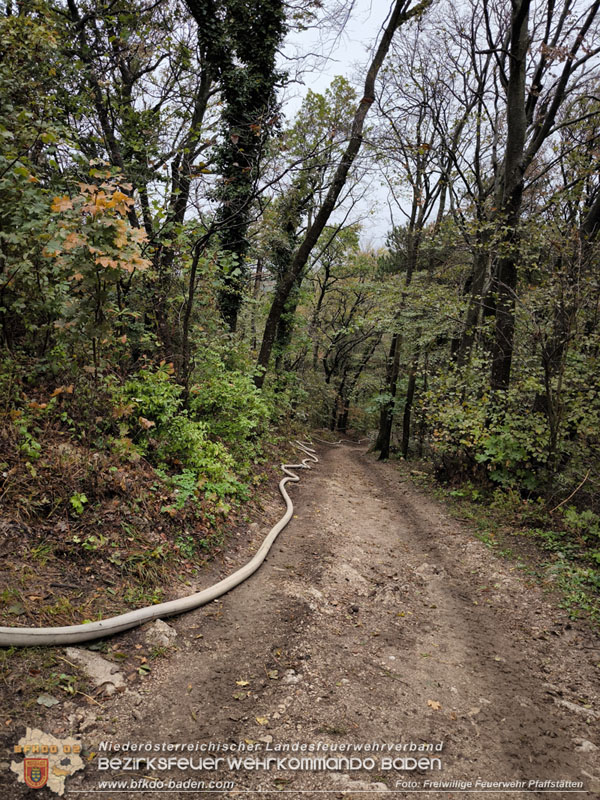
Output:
(279, 0), (397, 248)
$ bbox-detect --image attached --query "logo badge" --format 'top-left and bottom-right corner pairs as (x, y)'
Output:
(24, 758), (49, 789)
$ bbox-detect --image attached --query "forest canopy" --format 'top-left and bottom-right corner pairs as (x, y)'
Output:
(1, 0), (600, 621)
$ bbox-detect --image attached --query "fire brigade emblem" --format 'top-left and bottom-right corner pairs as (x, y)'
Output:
(24, 757), (49, 788)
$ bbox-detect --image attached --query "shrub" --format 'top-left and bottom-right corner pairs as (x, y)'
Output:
(113, 363), (241, 501)
(188, 348), (270, 465)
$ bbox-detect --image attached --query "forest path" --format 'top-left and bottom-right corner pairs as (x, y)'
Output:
(69, 444), (600, 798)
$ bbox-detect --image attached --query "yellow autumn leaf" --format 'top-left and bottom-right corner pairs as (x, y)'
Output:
(131, 227), (148, 244)
(51, 196), (73, 212)
(131, 255), (150, 271)
(114, 218), (128, 248)
(107, 189), (134, 215)
(255, 717), (269, 726)
(63, 232), (84, 251)
(96, 256), (118, 269)
(84, 190), (108, 215)
(107, 189), (128, 206)
(427, 700), (442, 710)
(236, 680), (250, 687)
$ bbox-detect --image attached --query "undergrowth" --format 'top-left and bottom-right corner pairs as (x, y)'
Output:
(0, 352), (301, 632)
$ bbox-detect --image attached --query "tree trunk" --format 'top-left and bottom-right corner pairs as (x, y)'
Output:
(375, 331), (402, 460)
(456, 234), (491, 366)
(250, 257), (263, 351)
(401, 347), (419, 458)
(254, 0), (432, 388)
(489, 0), (530, 392)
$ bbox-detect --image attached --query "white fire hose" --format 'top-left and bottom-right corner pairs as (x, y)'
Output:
(0, 441), (318, 647)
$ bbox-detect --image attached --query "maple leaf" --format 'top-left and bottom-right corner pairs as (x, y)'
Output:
(51, 196), (73, 212)
(63, 232), (84, 251)
(96, 256), (118, 269)
(85, 191), (108, 215)
(129, 254), (150, 272)
(108, 189), (134, 215)
(427, 700), (442, 710)
(130, 227), (148, 244)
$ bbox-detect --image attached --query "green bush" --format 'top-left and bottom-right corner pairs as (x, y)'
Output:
(188, 349), (270, 464)
(114, 363), (241, 501)
(422, 366), (550, 489)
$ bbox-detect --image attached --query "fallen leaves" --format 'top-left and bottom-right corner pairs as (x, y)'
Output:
(427, 699), (442, 711)
(51, 385), (74, 397)
(37, 694), (60, 707)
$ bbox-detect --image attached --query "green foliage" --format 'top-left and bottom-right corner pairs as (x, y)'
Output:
(15, 419), (42, 462)
(124, 586), (165, 607)
(175, 533), (197, 558)
(562, 506), (600, 541)
(204, 0), (287, 325)
(69, 492), (88, 516)
(188, 348), (270, 465)
(422, 358), (553, 489)
(44, 174), (150, 346)
(115, 364), (241, 502)
(72, 532), (107, 551)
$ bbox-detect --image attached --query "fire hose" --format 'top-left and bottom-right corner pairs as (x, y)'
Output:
(0, 441), (318, 647)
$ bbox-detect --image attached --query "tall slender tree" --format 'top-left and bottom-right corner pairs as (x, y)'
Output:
(255, 0), (433, 388)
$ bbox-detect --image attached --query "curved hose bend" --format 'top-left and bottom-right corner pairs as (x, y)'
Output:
(0, 441), (318, 647)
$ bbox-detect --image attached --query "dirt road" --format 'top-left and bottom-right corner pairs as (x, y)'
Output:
(7, 444), (600, 798)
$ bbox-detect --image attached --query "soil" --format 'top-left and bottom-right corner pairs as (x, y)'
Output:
(2, 443), (600, 799)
